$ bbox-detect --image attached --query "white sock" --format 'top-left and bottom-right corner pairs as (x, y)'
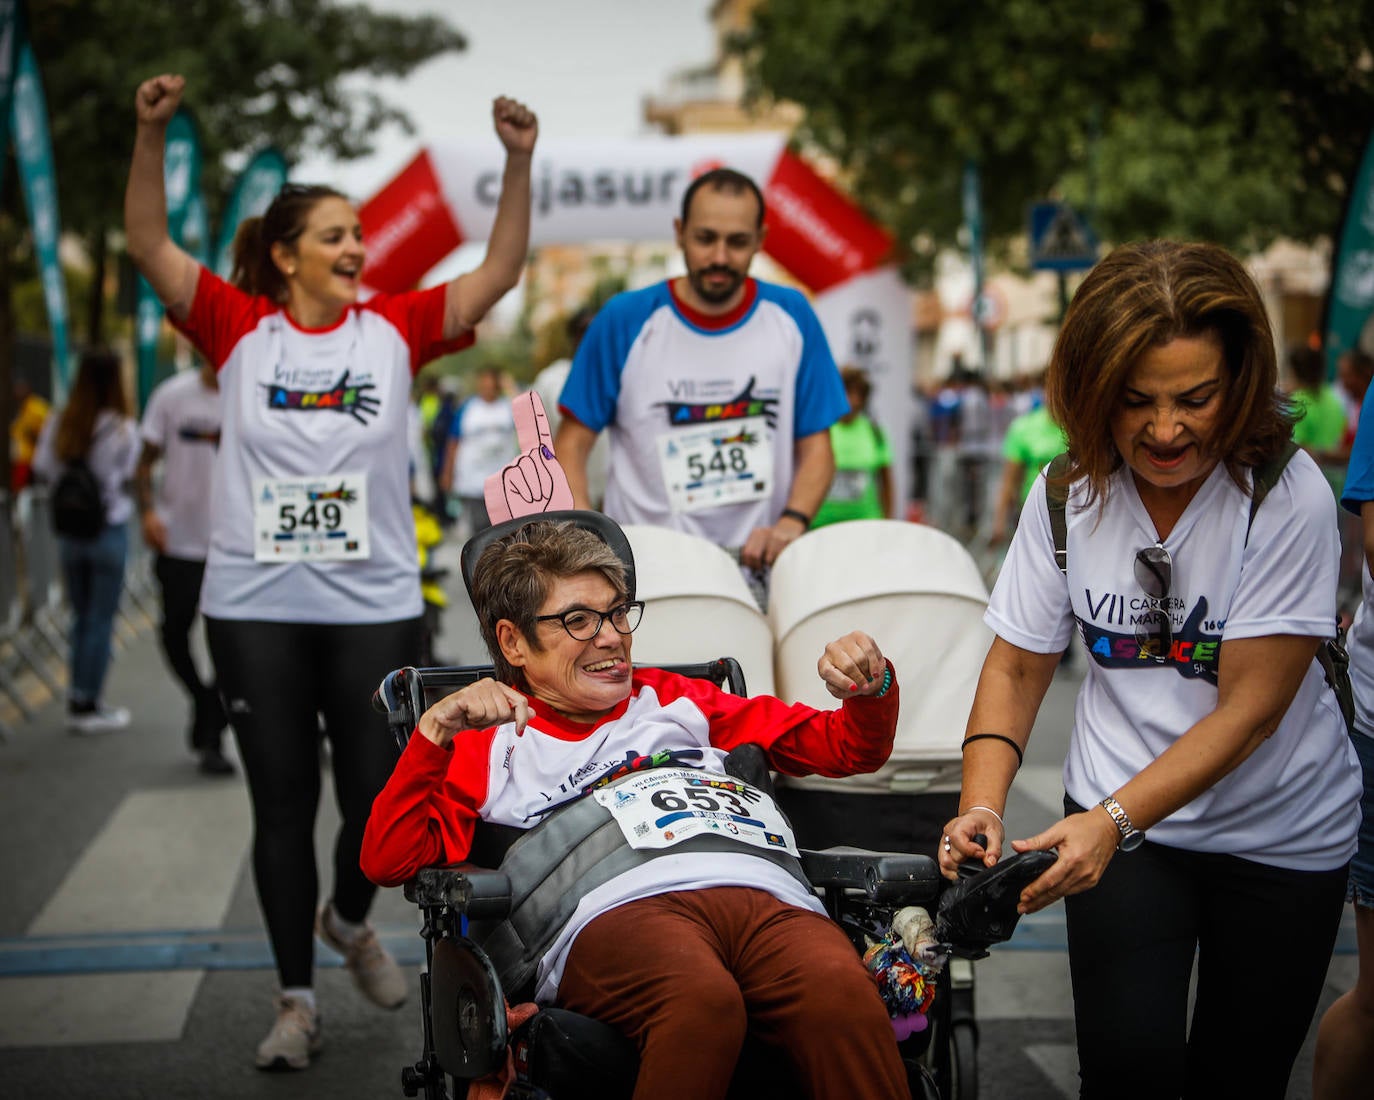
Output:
(324, 902), (367, 944)
(281, 987), (316, 1013)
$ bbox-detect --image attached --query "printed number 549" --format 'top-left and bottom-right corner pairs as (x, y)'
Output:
(278, 502), (343, 533)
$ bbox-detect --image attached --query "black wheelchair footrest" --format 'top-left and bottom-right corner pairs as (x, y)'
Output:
(800, 846), (942, 905)
(405, 865), (513, 919)
(514, 1007), (638, 1100)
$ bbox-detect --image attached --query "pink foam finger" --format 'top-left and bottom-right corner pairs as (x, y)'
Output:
(484, 477), (514, 524)
(512, 392), (555, 454)
(483, 391), (575, 519)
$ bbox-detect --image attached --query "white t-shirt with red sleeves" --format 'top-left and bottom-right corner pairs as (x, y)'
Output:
(171, 269), (472, 624)
(362, 665), (900, 1001)
(139, 369), (221, 560)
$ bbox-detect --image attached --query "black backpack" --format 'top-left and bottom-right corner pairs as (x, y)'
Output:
(51, 458), (106, 540)
(1044, 442), (1356, 734)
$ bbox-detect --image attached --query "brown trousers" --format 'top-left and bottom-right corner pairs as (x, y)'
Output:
(557, 886), (911, 1100)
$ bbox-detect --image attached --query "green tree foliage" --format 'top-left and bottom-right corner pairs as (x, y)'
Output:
(736, 0), (1374, 280)
(21, 0), (466, 338)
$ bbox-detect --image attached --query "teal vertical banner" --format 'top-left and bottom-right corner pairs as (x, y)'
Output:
(962, 159), (984, 293)
(136, 108), (203, 408)
(11, 37), (70, 393)
(179, 191), (211, 266)
(1324, 130), (1374, 381)
(213, 147), (289, 279)
(0, 0), (20, 203)
(962, 159), (990, 368)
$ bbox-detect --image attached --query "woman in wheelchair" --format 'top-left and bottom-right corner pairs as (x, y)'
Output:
(362, 518), (912, 1099)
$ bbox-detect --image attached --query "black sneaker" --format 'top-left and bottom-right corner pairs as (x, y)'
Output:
(198, 747), (236, 776)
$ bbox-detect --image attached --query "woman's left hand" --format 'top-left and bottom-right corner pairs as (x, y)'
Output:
(493, 96), (538, 155)
(818, 631), (888, 699)
(1008, 808), (1121, 914)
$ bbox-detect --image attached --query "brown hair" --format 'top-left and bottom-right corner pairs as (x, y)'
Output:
(470, 521), (629, 688)
(840, 365), (872, 406)
(680, 167), (766, 229)
(1288, 345), (1326, 391)
(1044, 239), (1293, 507)
(55, 349), (129, 462)
(230, 183), (349, 302)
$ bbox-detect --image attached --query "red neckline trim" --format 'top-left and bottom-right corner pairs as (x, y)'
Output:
(525, 687), (634, 739)
(669, 277), (758, 330)
(281, 303), (352, 334)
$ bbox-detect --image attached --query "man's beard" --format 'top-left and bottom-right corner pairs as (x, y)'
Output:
(687, 265), (745, 305)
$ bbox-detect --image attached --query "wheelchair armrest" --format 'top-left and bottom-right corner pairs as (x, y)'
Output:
(403, 864), (513, 920)
(800, 846), (942, 906)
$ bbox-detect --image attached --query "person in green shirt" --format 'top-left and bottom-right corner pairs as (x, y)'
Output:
(813, 366), (892, 528)
(989, 400), (1067, 544)
(1290, 345), (1347, 452)
(1289, 344), (1348, 498)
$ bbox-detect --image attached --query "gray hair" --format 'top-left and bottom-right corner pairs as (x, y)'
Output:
(471, 521), (629, 687)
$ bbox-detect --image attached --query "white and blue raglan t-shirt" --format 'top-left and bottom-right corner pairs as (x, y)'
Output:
(558, 278), (848, 550)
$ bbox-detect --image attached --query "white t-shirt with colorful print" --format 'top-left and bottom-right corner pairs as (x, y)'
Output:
(988, 452), (1360, 871)
(139, 369), (222, 560)
(171, 270), (472, 624)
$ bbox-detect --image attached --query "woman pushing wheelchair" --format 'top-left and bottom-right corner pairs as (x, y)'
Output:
(362, 517), (911, 1099)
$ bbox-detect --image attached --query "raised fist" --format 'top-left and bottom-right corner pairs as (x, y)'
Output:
(492, 96), (538, 156)
(135, 74), (185, 127)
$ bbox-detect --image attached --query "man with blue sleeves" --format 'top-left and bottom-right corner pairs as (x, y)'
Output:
(553, 168), (848, 605)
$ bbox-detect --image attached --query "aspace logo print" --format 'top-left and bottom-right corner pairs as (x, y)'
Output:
(263, 370), (380, 425)
(656, 377), (778, 430)
(176, 420), (221, 447)
(1079, 596), (1223, 684)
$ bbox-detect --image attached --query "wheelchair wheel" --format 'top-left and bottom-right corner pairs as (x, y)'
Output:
(909, 1062), (941, 1100)
(926, 963), (978, 1100)
(948, 1020), (978, 1100)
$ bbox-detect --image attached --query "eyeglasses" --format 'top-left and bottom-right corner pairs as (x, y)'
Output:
(535, 601), (644, 641)
(1134, 544), (1173, 661)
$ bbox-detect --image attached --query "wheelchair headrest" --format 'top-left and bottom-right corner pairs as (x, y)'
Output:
(459, 510), (637, 603)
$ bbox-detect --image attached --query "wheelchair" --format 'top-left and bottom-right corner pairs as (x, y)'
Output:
(371, 510), (1052, 1100)
(374, 658), (1051, 1100)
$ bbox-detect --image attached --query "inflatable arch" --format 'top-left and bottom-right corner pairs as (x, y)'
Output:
(358, 134), (915, 509)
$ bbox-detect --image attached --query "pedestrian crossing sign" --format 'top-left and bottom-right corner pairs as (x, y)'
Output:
(1028, 202), (1098, 271)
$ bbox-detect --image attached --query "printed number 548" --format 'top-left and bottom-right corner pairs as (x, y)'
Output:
(686, 447), (748, 481)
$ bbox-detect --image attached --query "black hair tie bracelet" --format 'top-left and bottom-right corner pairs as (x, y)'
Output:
(960, 733), (1024, 768)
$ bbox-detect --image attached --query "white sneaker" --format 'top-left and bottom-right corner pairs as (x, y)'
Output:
(254, 994), (321, 1071)
(315, 903), (407, 1009)
(66, 706), (131, 736)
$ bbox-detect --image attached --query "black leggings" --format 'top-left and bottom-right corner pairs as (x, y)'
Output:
(1062, 796), (1348, 1099)
(152, 555), (224, 750)
(206, 615), (422, 989)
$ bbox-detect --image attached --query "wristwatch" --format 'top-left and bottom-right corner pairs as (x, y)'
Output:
(1099, 796), (1145, 851)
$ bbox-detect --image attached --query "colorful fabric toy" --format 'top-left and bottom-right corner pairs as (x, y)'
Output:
(862, 905), (948, 1038)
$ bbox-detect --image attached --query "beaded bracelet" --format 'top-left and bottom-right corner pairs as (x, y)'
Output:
(873, 665), (893, 698)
